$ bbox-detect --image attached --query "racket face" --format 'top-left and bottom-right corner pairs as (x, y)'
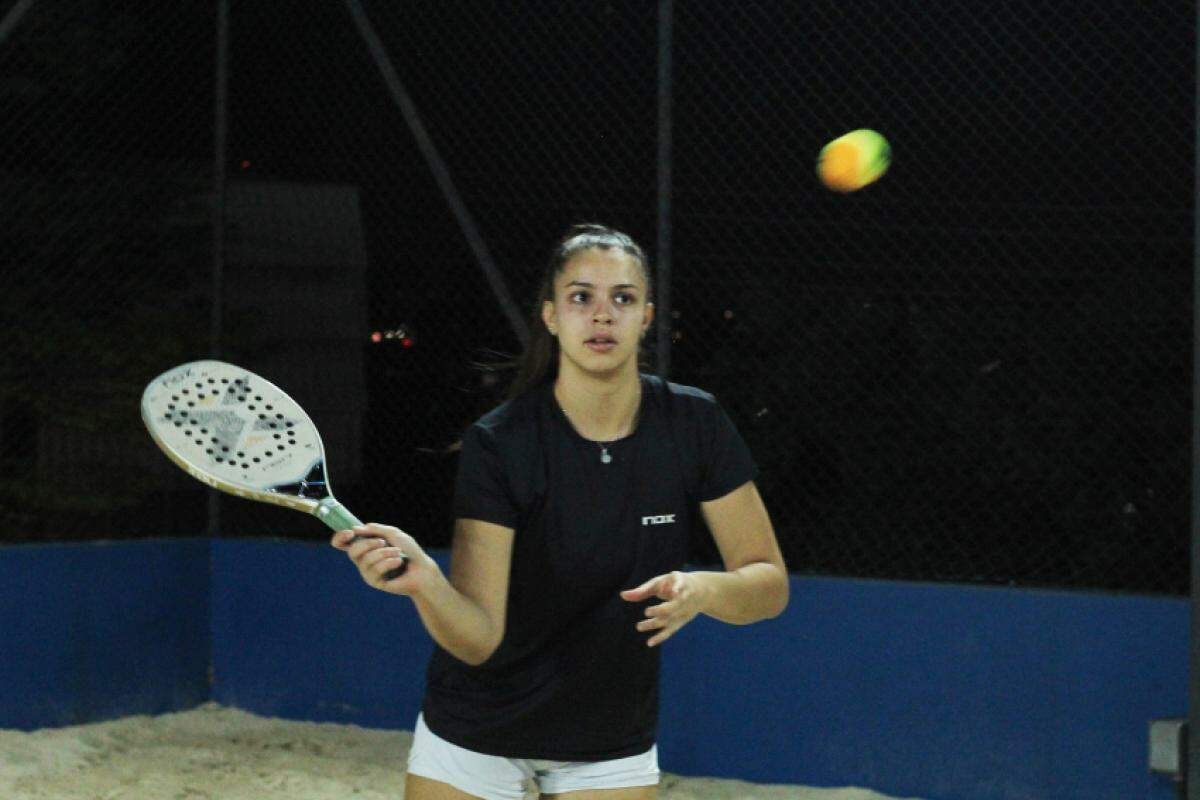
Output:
(141, 360), (332, 514)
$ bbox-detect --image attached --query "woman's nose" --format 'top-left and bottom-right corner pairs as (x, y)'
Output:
(592, 300), (614, 321)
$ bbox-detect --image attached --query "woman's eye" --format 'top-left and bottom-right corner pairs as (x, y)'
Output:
(615, 293), (635, 305)
(570, 291), (589, 303)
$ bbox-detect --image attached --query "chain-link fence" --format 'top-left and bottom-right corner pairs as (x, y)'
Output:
(0, 1), (1191, 595)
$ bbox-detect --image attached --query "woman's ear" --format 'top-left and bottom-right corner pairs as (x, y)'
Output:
(541, 299), (557, 335)
(642, 302), (655, 336)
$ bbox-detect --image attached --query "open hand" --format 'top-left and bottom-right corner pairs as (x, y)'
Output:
(620, 571), (707, 647)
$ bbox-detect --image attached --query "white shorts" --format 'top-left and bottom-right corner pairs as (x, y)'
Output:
(406, 714), (660, 800)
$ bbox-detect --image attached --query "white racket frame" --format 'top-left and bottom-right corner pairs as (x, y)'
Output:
(140, 360), (361, 531)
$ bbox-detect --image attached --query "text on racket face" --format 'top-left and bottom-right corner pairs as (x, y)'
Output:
(160, 366), (197, 388)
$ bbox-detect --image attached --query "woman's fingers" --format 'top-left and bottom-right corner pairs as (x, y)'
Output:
(361, 545), (405, 570)
(637, 600), (674, 639)
(329, 523), (424, 595)
(647, 629), (673, 647)
(630, 572), (702, 646)
(341, 528), (404, 576)
(360, 524), (421, 556)
(330, 529), (358, 550)
(346, 531), (388, 560)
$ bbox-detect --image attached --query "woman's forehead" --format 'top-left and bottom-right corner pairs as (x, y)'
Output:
(557, 248), (645, 288)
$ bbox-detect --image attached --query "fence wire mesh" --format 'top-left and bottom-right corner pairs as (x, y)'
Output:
(0, 1), (1191, 595)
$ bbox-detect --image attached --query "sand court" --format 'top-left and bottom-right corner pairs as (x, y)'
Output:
(1, 704), (926, 800)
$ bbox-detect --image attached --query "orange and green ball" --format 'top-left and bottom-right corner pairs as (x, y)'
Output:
(817, 129), (891, 192)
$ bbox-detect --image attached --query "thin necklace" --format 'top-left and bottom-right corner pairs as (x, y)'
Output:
(560, 395), (641, 465)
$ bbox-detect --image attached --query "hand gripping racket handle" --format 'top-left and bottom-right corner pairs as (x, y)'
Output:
(316, 498), (408, 580)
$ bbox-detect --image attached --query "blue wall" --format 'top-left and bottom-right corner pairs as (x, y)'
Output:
(0, 539), (211, 730)
(0, 538), (1188, 800)
(658, 577), (1188, 800)
(209, 538), (433, 729)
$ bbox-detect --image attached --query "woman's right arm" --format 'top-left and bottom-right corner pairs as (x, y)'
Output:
(331, 518), (514, 666)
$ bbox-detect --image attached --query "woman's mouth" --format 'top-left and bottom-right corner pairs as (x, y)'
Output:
(585, 336), (617, 353)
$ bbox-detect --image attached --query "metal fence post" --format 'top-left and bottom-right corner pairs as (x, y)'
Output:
(655, 0), (673, 379)
(208, 0), (230, 539)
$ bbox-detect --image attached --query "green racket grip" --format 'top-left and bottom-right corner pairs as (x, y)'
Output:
(315, 497), (363, 531)
(317, 498), (408, 579)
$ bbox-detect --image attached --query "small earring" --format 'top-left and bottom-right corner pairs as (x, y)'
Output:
(548, 327), (557, 336)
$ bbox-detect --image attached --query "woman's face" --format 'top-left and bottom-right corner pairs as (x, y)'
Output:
(542, 247), (654, 379)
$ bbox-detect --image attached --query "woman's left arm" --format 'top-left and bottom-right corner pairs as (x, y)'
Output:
(620, 481), (789, 645)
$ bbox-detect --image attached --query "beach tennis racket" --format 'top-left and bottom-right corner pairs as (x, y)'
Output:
(140, 360), (406, 577)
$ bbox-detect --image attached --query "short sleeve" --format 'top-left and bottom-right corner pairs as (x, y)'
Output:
(698, 402), (759, 502)
(452, 423), (519, 528)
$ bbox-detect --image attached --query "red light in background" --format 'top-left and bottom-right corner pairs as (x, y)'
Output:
(240, 159), (252, 169)
(371, 326), (415, 347)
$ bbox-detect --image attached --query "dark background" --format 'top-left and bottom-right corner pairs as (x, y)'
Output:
(0, 1), (1192, 595)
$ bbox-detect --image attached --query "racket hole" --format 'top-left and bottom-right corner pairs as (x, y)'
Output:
(285, 422), (294, 428)
(252, 457), (260, 463)
(255, 395), (263, 401)
(215, 457), (224, 463)
(273, 433), (281, 439)
(248, 405), (256, 411)
(200, 428), (208, 434)
(174, 422), (183, 427)
(265, 404), (273, 411)
(241, 463), (250, 469)
(181, 389), (189, 395)
(206, 448), (214, 454)
(275, 413), (283, 419)
(288, 439), (296, 445)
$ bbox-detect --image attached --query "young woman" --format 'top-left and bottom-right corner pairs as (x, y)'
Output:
(332, 224), (788, 800)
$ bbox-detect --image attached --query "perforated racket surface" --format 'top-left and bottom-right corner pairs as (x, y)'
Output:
(141, 360), (405, 576)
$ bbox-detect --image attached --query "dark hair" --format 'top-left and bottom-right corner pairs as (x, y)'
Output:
(504, 223), (652, 400)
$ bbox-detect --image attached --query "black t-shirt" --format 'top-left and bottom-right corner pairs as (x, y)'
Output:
(421, 374), (758, 761)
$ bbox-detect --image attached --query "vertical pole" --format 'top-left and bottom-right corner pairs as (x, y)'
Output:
(0, 0), (35, 46)
(208, 0), (229, 538)
(655, 0), (673, 379)
(345, 0), (529, 348)
(1189, 4), (1200, 795)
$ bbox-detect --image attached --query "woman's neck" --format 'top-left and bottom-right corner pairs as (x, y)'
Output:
(553, 364), (642, 443)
